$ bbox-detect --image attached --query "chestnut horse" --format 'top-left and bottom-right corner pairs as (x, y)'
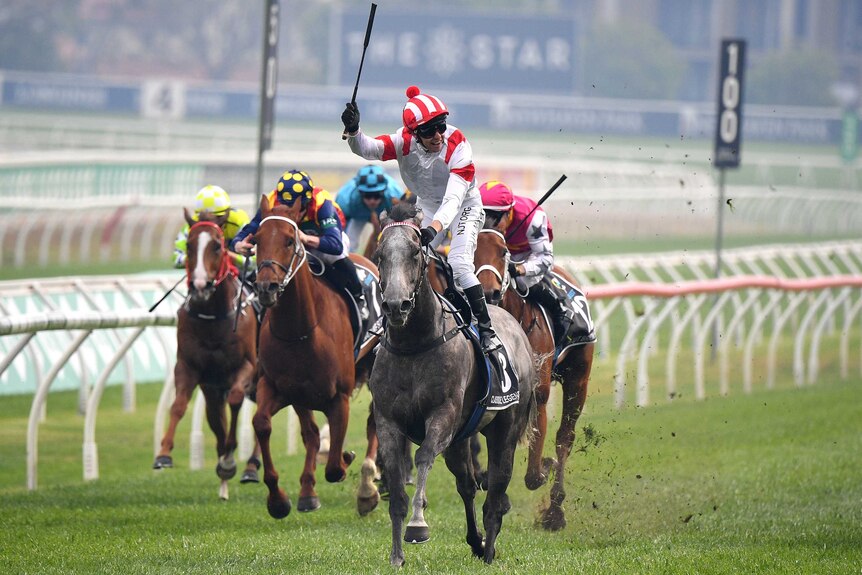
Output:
(474, 228), (595, 530)
(154, 210), (261, 500)
(252, 197), (380, 518)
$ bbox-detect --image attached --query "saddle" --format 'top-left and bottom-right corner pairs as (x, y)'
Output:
(534, 272), (597, 362)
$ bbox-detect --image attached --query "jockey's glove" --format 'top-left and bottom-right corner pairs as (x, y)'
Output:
(342, 102), (360, 134)
(419, 226), (437, 247)
(508, 261), (521, 277)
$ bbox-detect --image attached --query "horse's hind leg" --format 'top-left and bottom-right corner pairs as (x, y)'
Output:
(251, 380), (291, 519)
(322, 392), (355, 484)
(240, 437), (262, 484)
(525, 359), (553, 490)
(294, 407), (321, 512)
(357, 404), (380, 516)
(154, 362), (195, 469)
(443, 441), (485, 558)
(542, 343), (593, 531)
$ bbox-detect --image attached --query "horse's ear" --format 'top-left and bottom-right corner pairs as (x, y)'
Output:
(379, 209), (390, 227)
(183, 207), (195, 226)
(413, 208), (424, 227)
(215, 211), (229, 228)
(260, 194), (271, 217)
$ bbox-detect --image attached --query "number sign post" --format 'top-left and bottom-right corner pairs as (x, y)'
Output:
(711, 39), (746, 357)
(255, 0), (280, 196)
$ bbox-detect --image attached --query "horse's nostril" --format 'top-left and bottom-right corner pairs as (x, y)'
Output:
(265, 282), (279, 294)
(492, 289), (501, 302)
(381, 301), (391, 315)
(399, 300), (412, 313)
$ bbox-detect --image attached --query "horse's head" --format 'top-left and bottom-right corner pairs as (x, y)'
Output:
(376, 203), (426, 327)
(475, 229), (511, 306)
(184, 208), (231, 303)
(253, 196), (306, 308)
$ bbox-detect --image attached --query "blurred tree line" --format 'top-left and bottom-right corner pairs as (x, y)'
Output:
(0, 0), (842, 107)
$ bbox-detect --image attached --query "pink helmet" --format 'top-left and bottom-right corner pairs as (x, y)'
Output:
(479, 181), (515, 211)
(402, 86), (448, 132)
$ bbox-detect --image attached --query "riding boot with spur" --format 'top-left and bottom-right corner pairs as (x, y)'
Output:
(331, 257), (370, 322)
(529, 280), (575, 344)
(464, 284), (502, 354)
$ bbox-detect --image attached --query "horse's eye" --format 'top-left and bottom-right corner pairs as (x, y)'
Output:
(214, 243), (222, 252)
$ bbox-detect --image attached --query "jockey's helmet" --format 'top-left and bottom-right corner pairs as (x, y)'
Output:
(355, 165), (387, 195)
(402, 85), (448, 136)
(194, 185), (231, 216)
(479, 181), (515, 212)
(275, 170), (314, 207)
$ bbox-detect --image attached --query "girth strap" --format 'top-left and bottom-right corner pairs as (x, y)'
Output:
(379, 325), (464, 356)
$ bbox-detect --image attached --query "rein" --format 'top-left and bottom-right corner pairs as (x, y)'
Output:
(476, 229), (512, 298)
(256, 215), (308, 296)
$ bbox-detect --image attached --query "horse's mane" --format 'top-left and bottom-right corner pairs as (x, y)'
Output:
(388, 202), (418, 223)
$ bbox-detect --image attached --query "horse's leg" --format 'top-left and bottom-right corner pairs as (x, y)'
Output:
(293, 407), (321, 512)
(443, 440), (485, 558)
(154, 361), (195, 469)
(377, 418), (409, 567)
(483, 412), (523, 565)
(525, 360), (553, 490)
(357, 403), (380, 516)
(201, 386), (234, 499)
(403, 418), (453, 545)
(543, 344), (593, 531)
(251, 379), (291, 519)
(323, 392), (355, 483)
(240, 435), (262, 484)
(469, 435), (487, 490)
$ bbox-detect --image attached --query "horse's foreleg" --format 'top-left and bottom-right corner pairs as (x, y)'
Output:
(202, 387), (236, 484)
(543, 346), (592, 531)
(154, 362), (196, 469)
(225, 360), (254, 459)
(357, 404), (380, 516)
(377, 419), (409, 567)
(323, 393), (354, 483)
(404, 421), (452, 545)
(443, 441), (484, 558)
(525, 364), (553, 490)
(294, 407), (321, 512)
(251, 381), (291, 519)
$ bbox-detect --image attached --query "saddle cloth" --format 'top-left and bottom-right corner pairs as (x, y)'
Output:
(545, 272), (597, 354)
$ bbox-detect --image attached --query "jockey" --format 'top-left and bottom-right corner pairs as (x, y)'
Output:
(479, 180), (576, 343)
(341, 86), (502, 354)
(172, 185), (251, 270)
(335, 165), (407, 253)
(231, 169), (369, 322)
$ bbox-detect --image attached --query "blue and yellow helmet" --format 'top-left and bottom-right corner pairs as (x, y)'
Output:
(275, 170), (314, 206)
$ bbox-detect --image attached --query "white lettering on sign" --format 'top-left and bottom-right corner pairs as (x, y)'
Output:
(347, 30), (572, 75)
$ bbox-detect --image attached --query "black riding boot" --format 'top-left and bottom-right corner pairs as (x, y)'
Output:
(464, 284), (502, 353)
(331, 257), (369, 321)
(528, 281), (574, 343)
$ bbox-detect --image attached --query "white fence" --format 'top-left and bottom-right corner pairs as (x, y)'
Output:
(2, 240), (862, 490)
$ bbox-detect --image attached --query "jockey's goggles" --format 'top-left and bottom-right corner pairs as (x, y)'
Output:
(362, 192), (383, 201)
(415, 120), (446, 138)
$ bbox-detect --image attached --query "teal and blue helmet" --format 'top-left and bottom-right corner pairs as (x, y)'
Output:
(355, 165), (387, 195)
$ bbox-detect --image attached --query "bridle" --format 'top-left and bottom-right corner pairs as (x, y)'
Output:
(379, 220), (428, 313)
(256, 215), (308, 297)
(186, 220), (236, 289)
(476, 228), (512, 299)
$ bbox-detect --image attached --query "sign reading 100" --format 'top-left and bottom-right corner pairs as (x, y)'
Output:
(714, 39), (746, 169)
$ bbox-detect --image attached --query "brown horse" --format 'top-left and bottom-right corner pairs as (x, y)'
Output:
(474, 228), (595, 530)
(252, 197), (380, 518)
(154, 209), (261, 500)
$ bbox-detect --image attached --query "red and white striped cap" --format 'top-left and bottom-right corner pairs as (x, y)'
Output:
(402, 86), (449, 132)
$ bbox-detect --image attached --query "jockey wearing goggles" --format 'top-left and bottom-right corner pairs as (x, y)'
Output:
(335, 165), (408, 253)
(479, 180), (576, 342)
(231, 170), (369, 321)
(173, 185), (251, 270)
(341, 86), (502, 354)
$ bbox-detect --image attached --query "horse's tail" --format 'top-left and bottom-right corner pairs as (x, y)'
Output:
(519, 351), (549, 448)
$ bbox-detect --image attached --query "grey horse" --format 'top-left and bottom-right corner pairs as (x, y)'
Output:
(370, 203), (537, 566)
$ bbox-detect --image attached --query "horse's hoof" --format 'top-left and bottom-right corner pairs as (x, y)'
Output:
(357, 492), (380, 516)
(297, 496), (321, 512)
(524, 472), (548, 491)
(404, 525), (430, 544)
(216, 460), (237, 480)
(267, 495), (291, 519)
(343, 450), (356, 466)
(325, 467), (347, 483)
(541, 505), (567, 531)
(240, 469), (260, 484)
(153, 455), (173, 470)
(468, 536), (485, 558)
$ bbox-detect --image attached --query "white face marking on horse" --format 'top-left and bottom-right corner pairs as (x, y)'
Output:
(192, 230), (213, 291)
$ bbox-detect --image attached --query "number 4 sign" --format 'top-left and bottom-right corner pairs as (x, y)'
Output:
(714, 39), (746, 168)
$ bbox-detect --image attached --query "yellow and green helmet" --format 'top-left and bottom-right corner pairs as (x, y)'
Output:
(193, 185), (231, 216)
